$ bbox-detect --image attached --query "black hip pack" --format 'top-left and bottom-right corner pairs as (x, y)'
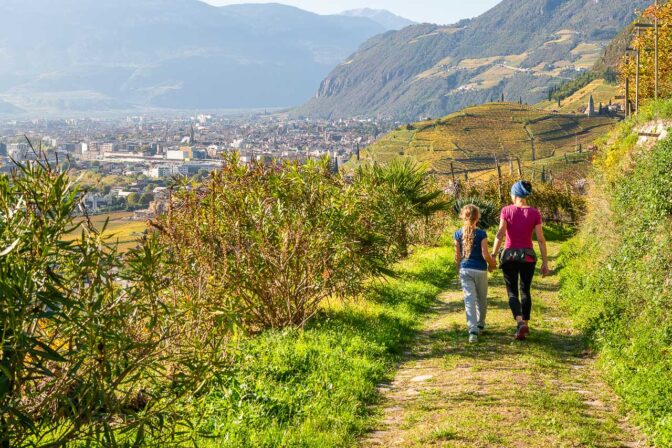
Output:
(499, 248), (537, 266)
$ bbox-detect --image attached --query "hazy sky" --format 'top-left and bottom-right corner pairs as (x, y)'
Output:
(202, 0), (502, 25)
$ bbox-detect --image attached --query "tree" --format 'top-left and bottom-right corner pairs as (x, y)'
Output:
(140, 192), (154, 206)
(619, 3), (672, 105)
(126, 192), (139, 209)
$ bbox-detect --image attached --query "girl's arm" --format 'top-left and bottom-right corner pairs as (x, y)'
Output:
(491, 219), (507, 258)
(481, 238), (497, 272)
(454, 240), (462, 266)
(534, 224), (550, 276)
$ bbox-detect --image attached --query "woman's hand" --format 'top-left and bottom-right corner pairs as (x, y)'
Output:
(541, 262), (550, 277)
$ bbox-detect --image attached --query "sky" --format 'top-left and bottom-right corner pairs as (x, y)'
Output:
(202, 0), (502, 25)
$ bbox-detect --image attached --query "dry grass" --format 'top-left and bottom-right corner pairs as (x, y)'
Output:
(65, 212), (147, 251)
(538, 80), (620, 114)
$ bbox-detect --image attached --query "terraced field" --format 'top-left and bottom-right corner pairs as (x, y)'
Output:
(358, 103), (616, 178)
(537, 79), (620, 114)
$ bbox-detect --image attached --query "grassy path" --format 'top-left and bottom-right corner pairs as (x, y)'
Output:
(361, 241), (648, 448)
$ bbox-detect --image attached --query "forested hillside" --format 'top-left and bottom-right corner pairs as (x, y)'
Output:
(297, 0), (648, 120)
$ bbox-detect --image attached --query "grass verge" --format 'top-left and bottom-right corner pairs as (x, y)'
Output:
(559, 101), (672, 446)
(195, 246), (454, 447)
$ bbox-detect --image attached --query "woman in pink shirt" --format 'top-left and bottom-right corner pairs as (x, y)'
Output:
(491, 181), (549, 340)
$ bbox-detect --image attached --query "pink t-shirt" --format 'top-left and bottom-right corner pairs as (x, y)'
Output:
(500, 205), (542, 249)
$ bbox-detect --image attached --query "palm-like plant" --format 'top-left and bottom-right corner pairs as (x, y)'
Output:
(355, 159), (451, 257)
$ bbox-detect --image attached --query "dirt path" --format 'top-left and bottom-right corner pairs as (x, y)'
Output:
(362, 242), (648, 448)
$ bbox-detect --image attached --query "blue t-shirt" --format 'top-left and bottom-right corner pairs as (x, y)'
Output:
(454, 228), (488, 271)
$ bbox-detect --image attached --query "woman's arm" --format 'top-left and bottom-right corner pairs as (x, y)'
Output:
(534, 224), (550, 276)
(481, 238), (497, 272)
(454, 239), (462, 267)
(491, 219), (507, 258)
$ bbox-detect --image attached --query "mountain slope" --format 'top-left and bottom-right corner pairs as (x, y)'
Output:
(340, 9), (415, 30)
(356, 102), (616, 177)
(297, 0), (648, 121)
(0, 0), (386, 113)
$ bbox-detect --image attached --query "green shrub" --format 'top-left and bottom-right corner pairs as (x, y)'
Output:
(452, 197), (498, 229)
(156, 155), (397, 332)
(463, 174), (586, 226)
(0, 152), (451, 446)
(0, 159), (183, 447)
(353, 159), (451, 257)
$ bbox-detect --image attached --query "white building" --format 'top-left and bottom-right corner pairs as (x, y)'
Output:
(166, 150), (188, 161)
(146, 164), (190, 179)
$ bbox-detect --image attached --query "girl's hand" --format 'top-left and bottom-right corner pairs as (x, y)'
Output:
(541, 262), (550, 277)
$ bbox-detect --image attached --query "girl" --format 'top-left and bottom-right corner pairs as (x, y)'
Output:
(454, 204), (497, 343)
(491, 181), (549, 341)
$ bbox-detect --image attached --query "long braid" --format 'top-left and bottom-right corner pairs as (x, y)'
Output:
(460, 205), (481, 258)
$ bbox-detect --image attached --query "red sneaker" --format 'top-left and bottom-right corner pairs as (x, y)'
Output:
(515, 323), (529, 340)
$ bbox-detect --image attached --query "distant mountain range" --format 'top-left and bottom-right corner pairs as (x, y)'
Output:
(0, 0), (411, 114)
(296, 0), (649, 121)
(340, 8), (416, 31)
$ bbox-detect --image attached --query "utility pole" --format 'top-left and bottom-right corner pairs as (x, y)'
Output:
(632, 21), (656, 114)
(625, 74), (631, 118)
(625, 46), (637, 116)
(636, 27), (641, 114)
(655, 0), (660, 101)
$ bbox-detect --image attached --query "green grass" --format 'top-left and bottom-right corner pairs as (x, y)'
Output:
(194, 246), (454, 447)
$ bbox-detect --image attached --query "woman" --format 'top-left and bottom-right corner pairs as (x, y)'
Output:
(491, 181), (549, 340)
(454, 204), (497, 343)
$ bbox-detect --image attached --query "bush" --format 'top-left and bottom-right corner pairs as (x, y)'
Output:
(462, 174), (586, 226)
(352, 159), (451, 257)
(0, 153), (450, 446)
(155, 155), (397, 331)
(452, 197), (498, 229)
(0, 159), (183, 447)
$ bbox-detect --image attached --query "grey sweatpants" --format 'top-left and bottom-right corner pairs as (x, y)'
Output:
(459, 268), (488, 334)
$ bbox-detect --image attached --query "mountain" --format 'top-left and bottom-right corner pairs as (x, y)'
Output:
(0, 0), (386, 114)
(296, 0), (649, 121)
(340, 8), (415, 30)
(0, 100), (23, 114)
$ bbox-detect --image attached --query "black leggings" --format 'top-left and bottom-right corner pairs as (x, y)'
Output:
(502, 261), (536, 321)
